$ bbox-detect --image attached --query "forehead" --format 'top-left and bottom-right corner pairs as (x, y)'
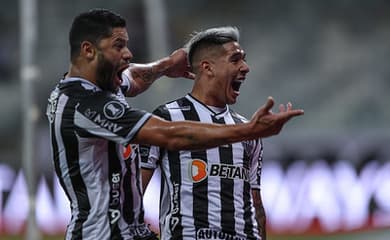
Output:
(108, 27), (129, 41)
(222, 41), (244, 55)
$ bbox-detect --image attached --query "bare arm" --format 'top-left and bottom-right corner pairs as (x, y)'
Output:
(132, 97), (304, 151)
(141, 168), (155, 193)
(252, 189), (266, 240)
(124, 49), (195, 97)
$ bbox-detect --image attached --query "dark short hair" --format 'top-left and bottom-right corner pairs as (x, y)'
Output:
(69, 9), (126, 62)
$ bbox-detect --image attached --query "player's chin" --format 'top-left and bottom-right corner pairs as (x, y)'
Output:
(227, 94), (238, 105)
(231, 90), (240, 100)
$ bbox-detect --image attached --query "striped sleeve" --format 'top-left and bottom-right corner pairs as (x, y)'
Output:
(74, 92), (151, 146)
(250, 139), (263, 190)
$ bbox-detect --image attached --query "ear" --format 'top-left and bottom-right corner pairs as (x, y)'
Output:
(200, 60), (214, 76)
(80, 41), (96, 60)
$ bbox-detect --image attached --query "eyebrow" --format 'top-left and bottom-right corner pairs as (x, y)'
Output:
(113, 37), (127, 45)
(230, 50), (246, 59)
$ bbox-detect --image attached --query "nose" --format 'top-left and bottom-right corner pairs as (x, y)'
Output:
(123, 47), (133, 63)
(241, 61), (250, 74)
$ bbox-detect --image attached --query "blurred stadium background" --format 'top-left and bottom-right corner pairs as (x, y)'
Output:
(0, 0), (389, 239)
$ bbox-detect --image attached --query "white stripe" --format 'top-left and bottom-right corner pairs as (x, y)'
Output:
(76, 136), (111, 239)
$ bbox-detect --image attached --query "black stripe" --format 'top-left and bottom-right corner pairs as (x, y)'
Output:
(60, 98), (91, 240)
(212, 116), (236, 236)
(108, 142), (124, 239)
(243, 181), (255, 238)
(179, 98), (210, 232)
(167, 150), (183, 240)
(135, 147), (145, 224)
(122, 148), (135, 225)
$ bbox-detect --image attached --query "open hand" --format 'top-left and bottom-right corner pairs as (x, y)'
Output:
(250, 97), (304, 138)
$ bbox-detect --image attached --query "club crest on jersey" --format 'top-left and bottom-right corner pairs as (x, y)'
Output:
(103, 101), (125, 120)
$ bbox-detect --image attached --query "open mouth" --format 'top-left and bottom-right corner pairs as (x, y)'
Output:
(231, 80), (244, 92)
(116, 64), (130, 83)
(116, 70), (123, 83)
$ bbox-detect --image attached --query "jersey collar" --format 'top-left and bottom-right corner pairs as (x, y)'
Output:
(186, 94), (229, 119)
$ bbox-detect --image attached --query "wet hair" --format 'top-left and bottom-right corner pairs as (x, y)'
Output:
(184, 26), (240, 70)
(69, 9), (126, 62)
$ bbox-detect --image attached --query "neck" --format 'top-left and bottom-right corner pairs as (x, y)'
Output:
(67, 62), (97, 85)
(191, 78), (225, 108)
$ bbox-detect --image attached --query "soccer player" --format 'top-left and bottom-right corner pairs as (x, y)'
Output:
(47, 9), (302, 240)
(141, 27), (269, 240)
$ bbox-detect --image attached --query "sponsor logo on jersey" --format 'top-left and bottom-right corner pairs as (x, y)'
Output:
(128, 224), (153, 237)
(139, 146), (150, 158)
(190, 159), (208, 182)
(91, 111), (124, 133)
(196, 228), (244, 240)
(170, 182), (180, 231)
(189, 160), (249, 183)
(109, 172), (121, 224)
(209, 164), (249, 182)
(84, 108), (97, 119)
(103, 101), (125, 120)
(169, 216), (180, 232)
(109, 208), (121, 224)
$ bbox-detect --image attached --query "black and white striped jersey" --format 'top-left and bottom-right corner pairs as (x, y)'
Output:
(47, 75), (154, 240)
(141, 94), (263, 240)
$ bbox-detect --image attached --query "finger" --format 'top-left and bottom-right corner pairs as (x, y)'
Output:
(283, 109), (304, 118)
(287, 102), (292, 111)
(185, 71), (196, 80)
(279, 104), (285, 112)
(262, 96), (274, 113)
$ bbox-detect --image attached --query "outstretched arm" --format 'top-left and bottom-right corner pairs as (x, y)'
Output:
(124, 48), (195, 97)
(132, 97), (304, 150)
